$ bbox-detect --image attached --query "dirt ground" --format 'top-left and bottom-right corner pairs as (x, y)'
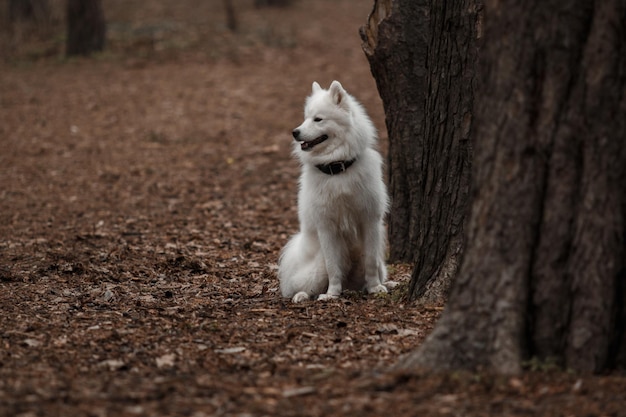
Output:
(1, 1), (625, 416)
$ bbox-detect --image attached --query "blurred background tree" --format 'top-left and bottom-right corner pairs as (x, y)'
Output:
(254, 0), (293, 7)
(8, 0), (49, 23)
(223, 0), (237, 32)
(66, 0), (105, 56)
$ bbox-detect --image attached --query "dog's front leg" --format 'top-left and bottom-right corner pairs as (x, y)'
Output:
(363, 222), (388, 294)
(317, 228), (346, 300)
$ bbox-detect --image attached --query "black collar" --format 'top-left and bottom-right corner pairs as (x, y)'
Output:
(315, 159), (356, 175)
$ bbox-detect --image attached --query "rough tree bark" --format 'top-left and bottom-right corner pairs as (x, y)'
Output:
(399, 0), (626, 373)
(66, 0), (105, 57)
(360, 0), (479, 302)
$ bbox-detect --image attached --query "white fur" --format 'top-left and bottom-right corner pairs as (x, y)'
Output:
(279, 81), (391, 302)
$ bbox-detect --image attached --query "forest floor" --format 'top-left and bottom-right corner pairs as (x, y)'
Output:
(1, 1), (625, 416)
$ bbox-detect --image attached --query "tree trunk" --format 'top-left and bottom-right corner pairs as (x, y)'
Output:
(399, 0), (626, 374)
(66, 0), (105, 57)
(8, 0), (49, 23)
(360, 0), (479, 302)
(254, 0), (293, 7)
(223, 0), (237, 32)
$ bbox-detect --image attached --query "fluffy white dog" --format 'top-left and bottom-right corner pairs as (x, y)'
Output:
(279, 81), (391, 302)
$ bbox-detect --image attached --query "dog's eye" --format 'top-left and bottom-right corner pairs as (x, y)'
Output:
(314, 117), (323, 122)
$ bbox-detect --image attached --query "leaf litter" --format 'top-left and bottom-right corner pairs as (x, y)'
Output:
(1, 1), (625, 416)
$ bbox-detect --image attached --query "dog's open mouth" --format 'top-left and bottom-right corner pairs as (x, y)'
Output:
(299, 134), (329, 151)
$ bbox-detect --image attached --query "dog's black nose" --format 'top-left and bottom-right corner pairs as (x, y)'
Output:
(292, 129), (300, 140)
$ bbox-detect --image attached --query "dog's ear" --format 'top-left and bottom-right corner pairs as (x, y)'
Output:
(312, 82), (322, 93)
(329, 80), (346, 106)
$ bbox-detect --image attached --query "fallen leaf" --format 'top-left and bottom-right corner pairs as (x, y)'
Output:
(215, 347), (246, 354)
(98, 359), (125, 371)
(156, 353), (176, 368)
(23, 338), (41, 348)
(282, 386), (316, 398)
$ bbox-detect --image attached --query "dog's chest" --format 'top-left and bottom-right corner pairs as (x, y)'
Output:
(300, 174), (372, 232)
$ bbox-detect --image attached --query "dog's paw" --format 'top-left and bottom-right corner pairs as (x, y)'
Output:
(292, 292), (310, 303)
(367, 284), (388, 294)
(383, 280), (399, 289)
(317, 293), (339, 301)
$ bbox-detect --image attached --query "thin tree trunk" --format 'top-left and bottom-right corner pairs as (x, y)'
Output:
(223, 0), (237, 32)
(399, 0), (626, 374)
(66, 0), (105, 57)
(361, 0), (478, 302)
(9, 0), (49, 22)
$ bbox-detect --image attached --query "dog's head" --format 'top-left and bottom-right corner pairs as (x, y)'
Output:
(292, 81), (363, 162)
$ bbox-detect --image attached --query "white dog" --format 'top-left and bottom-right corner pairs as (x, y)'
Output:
(279, 81), (391, 302)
